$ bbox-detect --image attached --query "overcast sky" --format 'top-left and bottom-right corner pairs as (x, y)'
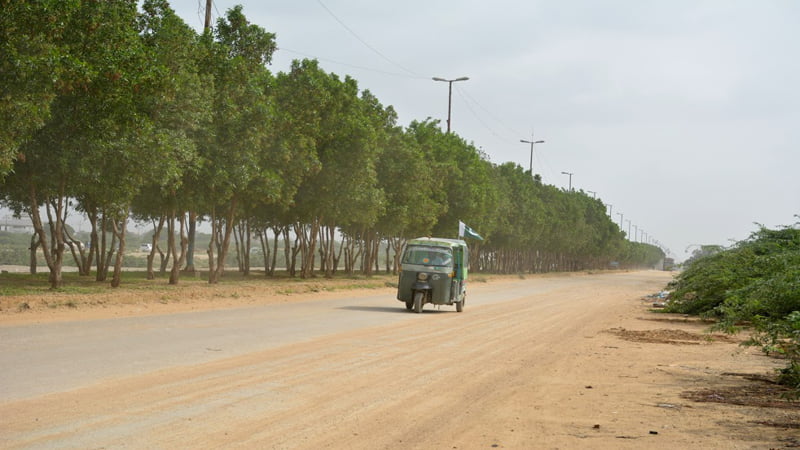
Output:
(172, 0), (800, 261)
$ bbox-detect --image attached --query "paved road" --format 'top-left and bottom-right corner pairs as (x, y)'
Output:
(0, 273), (566, 402)
(11, 271), (758, 450)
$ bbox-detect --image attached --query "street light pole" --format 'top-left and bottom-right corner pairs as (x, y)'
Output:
(520, 132), (545, 176)
(617, 212), (623, 229)
(587, 190), (596, 198)
(432, 76), (469, 133)
(561, 171), (573, 191)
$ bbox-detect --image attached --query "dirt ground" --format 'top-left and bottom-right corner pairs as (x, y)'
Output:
(1, 270), (799, 448)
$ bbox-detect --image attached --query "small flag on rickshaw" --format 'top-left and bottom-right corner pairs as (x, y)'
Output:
(458, 220), (484, 240)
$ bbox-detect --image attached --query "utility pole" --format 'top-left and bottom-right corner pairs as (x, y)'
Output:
(185, 0), (214, 276)
(432, 76), (469, 133)
(561, 171), (574, 191)
(520, 132), (545, 176)
(204, 0), (213, 30)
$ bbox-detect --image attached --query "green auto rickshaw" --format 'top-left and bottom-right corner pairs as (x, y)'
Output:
(396, 237), (469, 313)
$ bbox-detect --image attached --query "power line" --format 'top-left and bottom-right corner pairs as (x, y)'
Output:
(533, 141), (557, 182)
(196, 0), (220, 30)
(316, 0), (424, 78)
(212, 0), (221, 17)
(278, 47), (427, 79)
(453, 85), (508, 143)
(456, 85), (526, 139)
(201, 1), (537, 169)
(454, 84), (552, 175)
(196, 0), (206, 28)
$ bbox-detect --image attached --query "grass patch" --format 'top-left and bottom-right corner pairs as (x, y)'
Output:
(0, 271), (398, 304)
(0, 270), (230, 296)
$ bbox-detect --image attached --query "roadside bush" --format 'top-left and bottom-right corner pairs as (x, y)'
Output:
(665, 223), (800, 392)
(666, 225), (800, 316)
(0, 247), (30, 266)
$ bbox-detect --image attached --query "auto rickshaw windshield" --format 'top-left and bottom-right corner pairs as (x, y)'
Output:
(402, 246), (453, 266)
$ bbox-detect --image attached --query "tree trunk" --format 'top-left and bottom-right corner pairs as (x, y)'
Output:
(207, 206), (217, 283)
(27, 185), (64, 288)
(244, 221), (251, 275)
(233, 223), (243, 272)
(294, 223), (308, 277)
(103, 228), (117, 281)
(62, 218), (89, 276)
(269, 226), (282, 276)
(110, 209), (129, 288)
(95, 211), (116, 282)
(284, 227), (295, 277)
(234, 220), (251, 275)
(298, 220), (320, 279)
(146, 214), (165, 280)
(146, 216), (165, 280)
(209, 198), (238, 284)
(183, 210), (197, 274)
(322, 225), (335, 278)
(384, 239), (390, 274)
(167, 213), (178, 284)
(288, 234), (296, 276)
(389, 237), (405, 275)
(28, 233), (39, 274)
(257, 228), (270, 275)
(86, 209), (100, 278)
(332, 233), (344, 274)
(168, 212), (188, 285)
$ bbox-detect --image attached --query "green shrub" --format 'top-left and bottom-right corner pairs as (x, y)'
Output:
(665, 223), (800, 393)
(666, 226), (800, 317)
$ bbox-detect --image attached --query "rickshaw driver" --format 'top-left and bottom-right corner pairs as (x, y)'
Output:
(422, 250), (450, 266)
(431, 251), (451, 266)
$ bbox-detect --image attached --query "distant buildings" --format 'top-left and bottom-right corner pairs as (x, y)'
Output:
(0, 216), (34, 234)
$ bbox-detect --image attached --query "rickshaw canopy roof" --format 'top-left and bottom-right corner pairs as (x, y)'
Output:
(406, 237), (468, 250)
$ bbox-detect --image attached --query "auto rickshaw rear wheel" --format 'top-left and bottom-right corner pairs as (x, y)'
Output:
(405, 299), (413, 310)
(456, 298), (464, 312)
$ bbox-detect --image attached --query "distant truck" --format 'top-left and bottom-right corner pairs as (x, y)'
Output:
(663, 257), (675, 271)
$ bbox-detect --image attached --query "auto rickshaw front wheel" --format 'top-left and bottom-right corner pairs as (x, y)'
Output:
(413, 291), (424, 313)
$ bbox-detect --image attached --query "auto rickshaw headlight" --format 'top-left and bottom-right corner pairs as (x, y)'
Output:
(417, 272), (428, 281)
